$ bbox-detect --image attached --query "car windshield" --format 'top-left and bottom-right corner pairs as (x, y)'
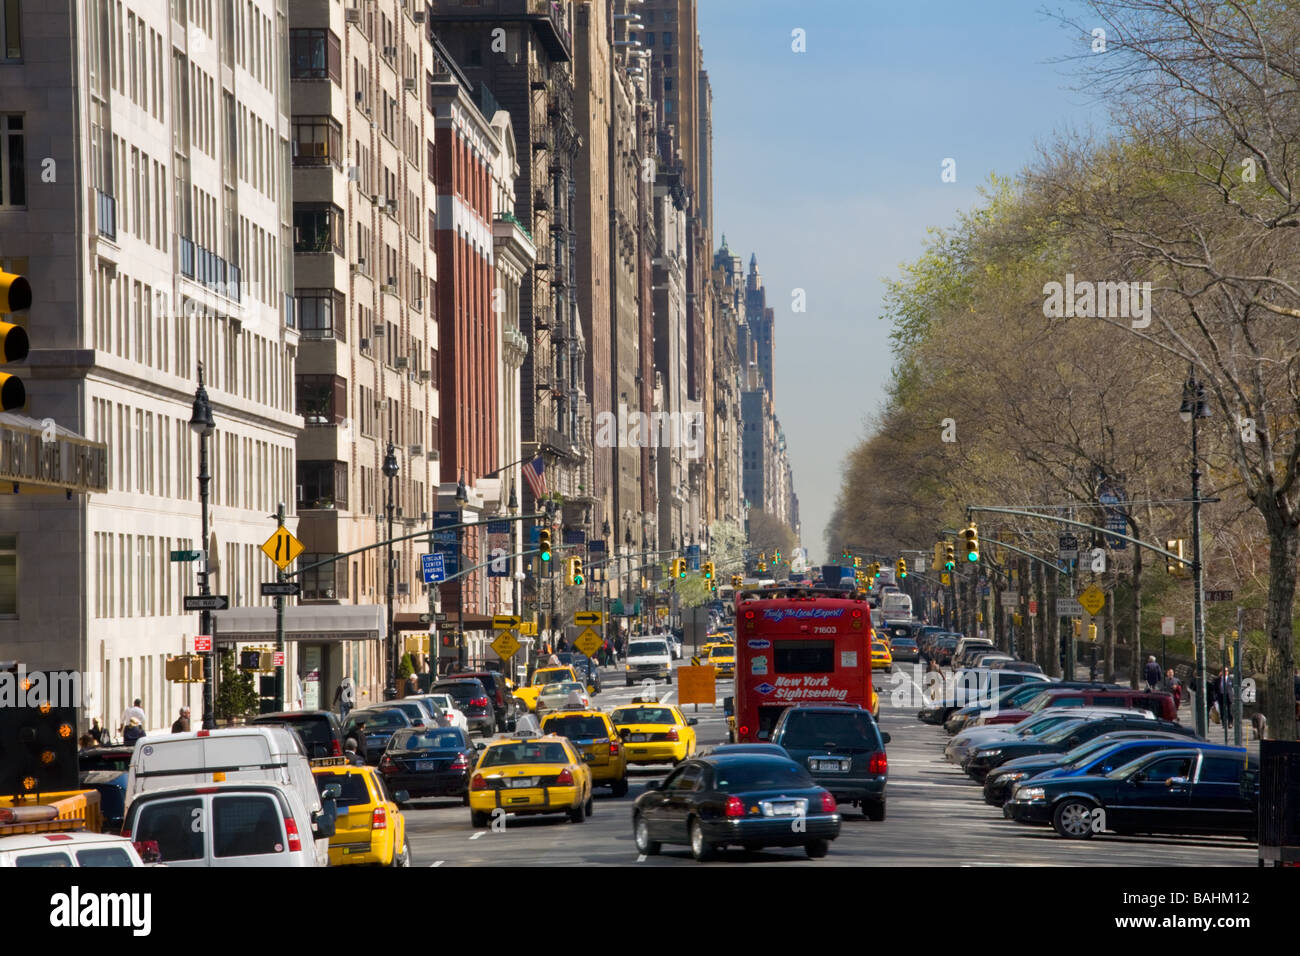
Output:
(433, 683), (480, 703)
(714, 759), (815, 791)
(612, 707), (676, 725)
(777, 711), (881, 751)
(346, 710), (407, 733)
(390, 729), (468, 751)
(542, 715), (608, 739)
(1062, 736), (1135, 765)
(480, 742), (572, 766)
(1041, 722), (1092, 744)
(532, 669), (571, 685)
(629, 642), (668, 656)
(708, 645), (734, 658)
(542, 682), (584, 696)
(314, 770), (372, 808)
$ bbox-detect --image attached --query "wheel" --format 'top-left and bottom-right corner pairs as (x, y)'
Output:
(584, 793), (594, 817)
(625, 678), (633, 687)
(461, 792), (470, 807)
(1052, 799), (1096, 840)
(569, 799), (586, 823)
(864, 799), (886, 821)
(390, 837), (411, 867)
(666, 672), (673, 684)
(612, 775), (629, 798)
(689, 818), (715, 861)
(633, 813), (660, 855)
(804, 839), (829, 859)
(743, 842), (763, 854)
(470, 810), (490, 828)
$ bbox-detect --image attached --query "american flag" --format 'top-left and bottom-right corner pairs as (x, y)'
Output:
(522, 455), (548, 501)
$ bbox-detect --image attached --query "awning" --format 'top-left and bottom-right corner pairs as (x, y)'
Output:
(211, 605), (385, 643)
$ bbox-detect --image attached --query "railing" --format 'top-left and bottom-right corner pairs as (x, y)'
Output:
(177, 235), (241, 302)
(96, 190), (116, 240)
(494, 211), (534, 243)
(178, 236), (195, 278)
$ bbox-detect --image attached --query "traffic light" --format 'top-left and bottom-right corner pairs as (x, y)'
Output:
(702, 561), (714, 580)
(872, 562), (881, 579)
(963, 522), (980, 562)
(1088, 622), (1098, 642)
(569, 557), (584, 586)
(441, 634), (454, 648)
(538, 528), (552, 563)
(944, 544), (956, 572)
(773, 550), (781, 565)
(896, 558), (908, 579)
(731, 574), (743, 588)
(671, 557), (687, 579)
(1165, 539), (1185, 576)
(853, 556), (861, 568)
(0, 271), (31, 411)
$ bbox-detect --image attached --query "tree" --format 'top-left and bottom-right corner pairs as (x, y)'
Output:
(216, 650), (259, 724)
(708, 519), (747, 575)
(747, 509), (795, 564)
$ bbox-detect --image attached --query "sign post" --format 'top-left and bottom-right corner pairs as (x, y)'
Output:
(259, 505), (302, 711)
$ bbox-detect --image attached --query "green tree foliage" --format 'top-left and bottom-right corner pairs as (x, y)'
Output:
(216, 649), (259, 724)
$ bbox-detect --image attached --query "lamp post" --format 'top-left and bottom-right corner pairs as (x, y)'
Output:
(189, 364), (216, 730)
(455, 473), (469, 670)
(382, 438), (400, 700)
(624, 525), (634, 632)
(1180, 368), (1213, 737)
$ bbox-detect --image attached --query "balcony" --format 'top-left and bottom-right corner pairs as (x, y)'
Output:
(176, 236), (241, 302)
(96, 190), (116, 240)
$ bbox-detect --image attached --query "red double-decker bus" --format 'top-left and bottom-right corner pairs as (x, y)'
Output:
(730, 587), (879, 743)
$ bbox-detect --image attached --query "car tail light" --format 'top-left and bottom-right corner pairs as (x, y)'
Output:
(820, 791), (837, 813)
(725, 796), (745, 818)
(470, 697), (489, 708)
(379, 755), (396, 773)
(869, 752), (888, 775)
(471, 773), (488, 790)
(449, 753), (469, 771)
(372, 806), (388, 830)
(132, 840), (161, 864)
(196, 730), (210, 738)
(556, 768), (574, 786)
(738, 725), (749, 740)
(667, 727), (679, 741)
(331, 739), (342, 756)
(285, 816), (302, 852)
(609, 742), (620, 755)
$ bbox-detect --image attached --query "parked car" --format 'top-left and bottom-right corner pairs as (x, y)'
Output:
(407, 693), (470, 734)
(987, 687), (1178, 725)
(769, 704), (890, 821)
(632, 754), (842, 860)
(343, 707), (418, 764)
(371, 698), (438, 730)
(447, 670), (518, 732)
(943, 681), (1113, 734)
(430, 678), (496, 737)
(946, 707), (1148, 765)
(1006, 747), (1258, 839)
(963, 714), (1188, 780)
(987, 660), (1048, 675)
(250, 710), (344, 760)
(919, 670), (1048, 727)
(378, 727), (478, 805)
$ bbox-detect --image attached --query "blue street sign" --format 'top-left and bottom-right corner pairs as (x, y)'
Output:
(563, 528), (586, 545)
(529, 525), (540, 545)
(686, 543), (701, 570)
(433, 511), (459, 548)
(1099, 489), (1128, 550)
(421, 553), (446, 583)
(589, 540), (606, 554)
(486, 520), (511, 536)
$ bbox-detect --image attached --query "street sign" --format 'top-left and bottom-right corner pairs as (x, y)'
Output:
(589, 540), (606, 554)
(260, 528), (304, 570)
(1057, 598), (1084, 618)
(1028, 599), (1038, 615)
(563, 528), (586, 546)
(1058, 534), (1079, 560)
(273, 651), (285, 667)
(677, 665), (717, 706)
(184, 594), (230, 611)
(941, 573), (951, 586)
(1161, 616), (1176, 636)
(574, 611), (603, 626)
(1205, 589), (1234, 602)
(260, 581), (301, 597)
(573, 627), (602, 658)
(421, 552), (446, 584)
(491, 631), (522, 660)
(493, 614), (522, 630)
(193, 635), (212, 653)
(1001, 590), (1020, 603)
(170, 549), (201, 562)
(1079, 585), (1106, 617)
(485, 519), (511, 535)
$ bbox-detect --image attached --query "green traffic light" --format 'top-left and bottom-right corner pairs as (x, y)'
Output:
(967, 551), (978, 562)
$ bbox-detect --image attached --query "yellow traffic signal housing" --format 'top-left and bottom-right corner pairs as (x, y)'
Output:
(702, 561), (714, 580)
(944, 544), (956, 572)
(569, 557), (584, 586)
(671, 558), (687, 579)
(538, 528), (552, 564)
(963, 523), (980, 562)
(1165, 539), (1185, 576)
(0, 271), (31, 411)
(730, 574), (743, 588)
(896, 558), (908, 579)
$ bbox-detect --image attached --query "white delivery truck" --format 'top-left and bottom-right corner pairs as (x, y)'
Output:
(880, 591), (913, 622)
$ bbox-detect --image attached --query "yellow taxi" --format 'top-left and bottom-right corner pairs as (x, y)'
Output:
(312, 762), (410, 867)
(871, 638), (893, 672)
(468, 733), (593, 827)
(540, 709), (629, 796)
(609, 700), (698, 767)
(705, 642), (736, 678)
(514, 665), (581, 712)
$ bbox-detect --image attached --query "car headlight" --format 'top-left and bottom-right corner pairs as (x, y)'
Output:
(1017, 786), (1046, 802)
(1001, 771), (1028, 782)
(976, 749), (1002, 759)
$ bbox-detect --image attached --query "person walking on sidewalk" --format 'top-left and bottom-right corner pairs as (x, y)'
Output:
(1144, 656), (1161, 691)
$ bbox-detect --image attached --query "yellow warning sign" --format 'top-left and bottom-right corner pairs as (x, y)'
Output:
(1079, 585), (1105, 617)
(261, 527), (304, 570)
(573, 627), (602, 658)
(491, 630), (522, 660)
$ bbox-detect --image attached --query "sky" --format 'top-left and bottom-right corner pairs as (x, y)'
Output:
(697, 0), (1111, 563)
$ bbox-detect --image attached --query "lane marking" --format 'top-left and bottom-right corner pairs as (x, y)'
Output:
(469, 831), (485, 840)
(659, 689), (675, 704)
(429, 860), (444, 867)
(637, 853), (646, 863)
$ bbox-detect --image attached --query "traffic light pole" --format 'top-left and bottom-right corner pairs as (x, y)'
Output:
(274, 502), (286, 712)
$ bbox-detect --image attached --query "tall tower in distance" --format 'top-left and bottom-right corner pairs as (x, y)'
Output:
(745, 253), (774, 398)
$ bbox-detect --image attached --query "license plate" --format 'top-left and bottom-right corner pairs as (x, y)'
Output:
(630, 734), (647, 742)
(414, 760), (436, 772)
(762, 800), (806, 817)
(509, 777), (538, 788)
(812, 759), (848, 772)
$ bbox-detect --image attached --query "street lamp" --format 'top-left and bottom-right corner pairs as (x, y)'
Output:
(188, 363), (216, 730)
(455, 473), (469, 670)
(382, 438), (399, 700)
(1179, 368), (1213, 736)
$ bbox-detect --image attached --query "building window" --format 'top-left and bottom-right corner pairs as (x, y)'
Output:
(293, 203), (344, 255)
(296, 289), (345, 339)
(288, 29), (341, 84)
(296, 374), (347, 426)
(664, 78), (673, 92)
(299, 552), (345, 601)
(644, 32), (654, 46)
(0, 114), (25, 207)
(0, 534), (14, 615)
(291, 116), (342, 167)
(663, 32), (672, 46)
(664, 54), (673, 68)
(297, 460), (348, 511)
(1, 0), (21, 60)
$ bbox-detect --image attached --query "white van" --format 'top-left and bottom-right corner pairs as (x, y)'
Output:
(624, 636), (674, 686)
(880, 592), (913, 621)
(123, 780), (331, 867)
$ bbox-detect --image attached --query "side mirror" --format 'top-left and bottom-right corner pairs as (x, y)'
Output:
(687, 718), (698, 726)
(313, 800), (338, 839)
(475, 742), (486, 751)
(1166, 776), (1189, 788)
(881, 732), (891, 745)
(394, 790), (410, 804)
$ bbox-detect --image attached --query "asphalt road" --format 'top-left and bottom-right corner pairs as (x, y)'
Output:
(402, 662), (1258, 866)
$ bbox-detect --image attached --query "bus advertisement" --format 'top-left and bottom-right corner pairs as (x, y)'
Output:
(730, 588), (879, 743)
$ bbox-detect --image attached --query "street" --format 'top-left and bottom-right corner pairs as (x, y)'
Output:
(402, 662), (1257, 867)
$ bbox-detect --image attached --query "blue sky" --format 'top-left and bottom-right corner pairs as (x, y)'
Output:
(698, 0), (1109, 562)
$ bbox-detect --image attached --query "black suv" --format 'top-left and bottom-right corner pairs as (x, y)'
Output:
(770, 704), (890, 821)
(446, 671), (517, 732)
(251, 710), (345, 759)
(431, 678), (495, 737)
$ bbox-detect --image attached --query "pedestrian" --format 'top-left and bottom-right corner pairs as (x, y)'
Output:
(170, 707), (191, 733)
(343, 737), (365, 765)
(1217, 668), (1234, 728)
(405, 672), (420, 697)
(119, 698), (146, 739)
(88, 718), (105, 746)
(1144, 655), (1161, 691)
(333, 677), (355, 721)
(557, 635), (569, 652)
(122, 716), (145, 746)
(1162, 668), (1183, 708)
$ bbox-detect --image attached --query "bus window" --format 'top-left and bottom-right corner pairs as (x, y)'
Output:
(774, 640), (835, 673)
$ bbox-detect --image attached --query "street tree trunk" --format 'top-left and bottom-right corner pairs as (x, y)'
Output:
(1128, 513), (1143, 692)
(1104, 565), (1117, 683)
(1045, 563), (1060, 678)
(1034, 559), (1047, 670)
(1262, 514), (1299, 740)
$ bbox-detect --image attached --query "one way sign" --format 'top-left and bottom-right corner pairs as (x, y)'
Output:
(184, 594), (230, 611)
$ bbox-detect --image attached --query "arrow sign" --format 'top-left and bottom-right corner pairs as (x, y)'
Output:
(421, 552), (446, 584)
(170, 549), (201, 562)
(260, 582), (301, 597)
(574, 611), (603, 626)
(184, 595), (230, 611)
(260, 528), (304, 570)
(493, 614), (522, 630)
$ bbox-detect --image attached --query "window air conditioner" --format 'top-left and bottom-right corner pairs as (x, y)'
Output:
(418, 369), (430, 383)
(345, 8), (361, 24)
(347, 166), (360, 181)
(373, 324), (386, 336)
(360, 337), (371, 350)
(395, 356), (408, 368)
(409, 445), (423, 457)
(413, 11), (425, 24)
(403, 78), (417, 92)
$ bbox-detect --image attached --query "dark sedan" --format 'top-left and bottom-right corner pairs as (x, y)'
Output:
(632, 754), (841, 860)
(944, 681), (1113, 734)
(889, 635), (919, 663)
(982, 731), (1206, 806)
(431, 679), (495, 737)
(1005, 747), (1258, 839)
(963, 716), (1190, 780)
(343, 707), (416, 764)
(379, 727), (479, 804)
